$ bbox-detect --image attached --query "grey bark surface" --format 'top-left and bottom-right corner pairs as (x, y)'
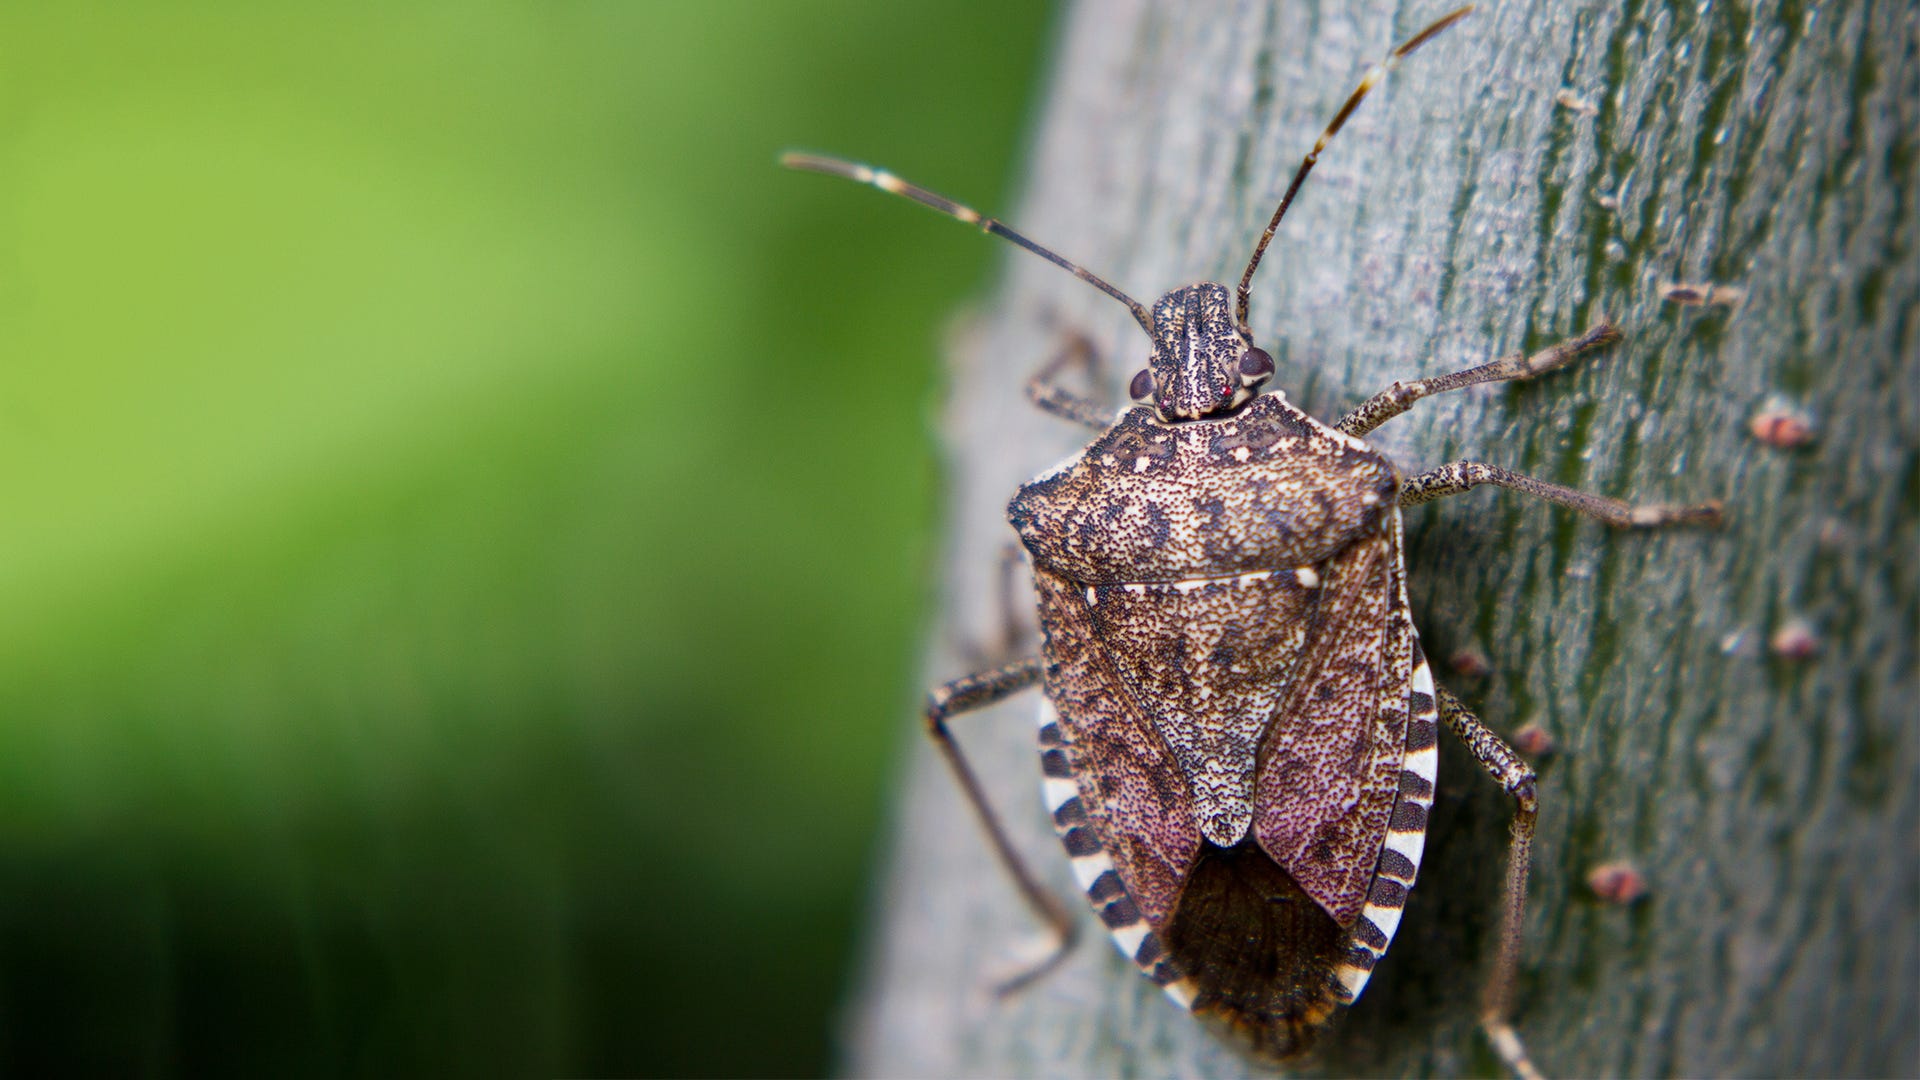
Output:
(847, 1), (1917, 1077)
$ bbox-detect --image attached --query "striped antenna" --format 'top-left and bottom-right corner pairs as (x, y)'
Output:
(1235, 5), (1474, 339)
(782, 153), (1156, 338)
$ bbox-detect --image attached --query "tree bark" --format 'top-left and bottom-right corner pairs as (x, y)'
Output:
(848, 1), (1916, 1077)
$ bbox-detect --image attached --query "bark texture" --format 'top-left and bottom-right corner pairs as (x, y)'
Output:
(849, 1), (1916, 1076)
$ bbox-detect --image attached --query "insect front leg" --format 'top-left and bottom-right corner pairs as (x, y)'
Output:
(1025, 331), (1116, 431)
(925, 657), (1082, 994)
(1336, 323), (1623, 438)
(1435, 685), (1545, 1080)
(1399, 462), (1722, 527)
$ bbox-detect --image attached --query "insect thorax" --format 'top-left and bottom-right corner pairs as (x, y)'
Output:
(1009, 394), (1399, 586)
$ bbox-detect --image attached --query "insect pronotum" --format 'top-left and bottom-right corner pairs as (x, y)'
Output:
(786, 7), (1719, 1077)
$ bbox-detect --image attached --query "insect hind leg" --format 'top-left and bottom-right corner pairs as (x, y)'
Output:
(1436, 685), (1545, 1080)
(925, 658), (1082, 995)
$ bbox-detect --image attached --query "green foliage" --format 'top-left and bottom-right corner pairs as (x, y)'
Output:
(0, 3), (1048, 1074)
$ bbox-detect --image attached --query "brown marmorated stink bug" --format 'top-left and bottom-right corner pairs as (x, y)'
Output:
(787, 7), (1718, 1078)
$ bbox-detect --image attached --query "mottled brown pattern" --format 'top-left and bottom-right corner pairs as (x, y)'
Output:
(1254, 529), (1414, 925)
(1012, 395), (1397, 586)
(1083, 573), (1318, 846)
(1034, 570), (1202, 924)
(1144, 283), (1250, 419)
(1017, 391), (1408, 929)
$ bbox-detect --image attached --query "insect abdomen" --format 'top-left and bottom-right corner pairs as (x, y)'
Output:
(1164, 838), (1348, 1060)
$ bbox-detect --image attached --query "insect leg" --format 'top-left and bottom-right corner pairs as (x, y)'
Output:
(990, 543), (1033, 657)
(925, 657), (1082, 994)
(1436, 685), (1545, 1080)
(1336, 323), (1622, 438)
(1400, 461), (1723, 527)
(958, 544), (1036, 670)
(1026, 331), (1116, 431)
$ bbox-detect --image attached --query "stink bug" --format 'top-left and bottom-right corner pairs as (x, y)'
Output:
(787, 6), (1718, 1076)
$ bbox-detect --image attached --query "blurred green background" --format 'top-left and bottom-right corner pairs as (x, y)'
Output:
(0, 4), (1050, 1075)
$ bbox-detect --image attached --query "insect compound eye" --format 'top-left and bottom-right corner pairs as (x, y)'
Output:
(1238, 348), (1275, 381)
(1128, 368), (1155, 400)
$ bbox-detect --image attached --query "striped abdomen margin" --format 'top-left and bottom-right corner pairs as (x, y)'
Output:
(1036, 699), (1200, 1010)
(1332, 631), (1439, 1003)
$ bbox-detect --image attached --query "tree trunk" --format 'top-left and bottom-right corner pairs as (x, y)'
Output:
(847, 1), (1916, 1076)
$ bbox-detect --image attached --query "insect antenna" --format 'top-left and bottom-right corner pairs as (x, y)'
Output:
(1235, 5), (1475, 339)
(782, 152), (1156, 337)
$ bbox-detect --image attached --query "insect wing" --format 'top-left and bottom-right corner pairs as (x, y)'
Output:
(1078, 565), (1323, 851)
(1252, 523), (1413, 926)
(1032, 567), (1204, 928)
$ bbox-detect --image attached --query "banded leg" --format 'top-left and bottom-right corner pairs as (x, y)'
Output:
(1437, 685), (1544, 1080)
(1026, 331), (1115, 431)
(925, 657), (1081, 994)
(1337, 323), (1623, 438)
(1401, 462), (1723, 527)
